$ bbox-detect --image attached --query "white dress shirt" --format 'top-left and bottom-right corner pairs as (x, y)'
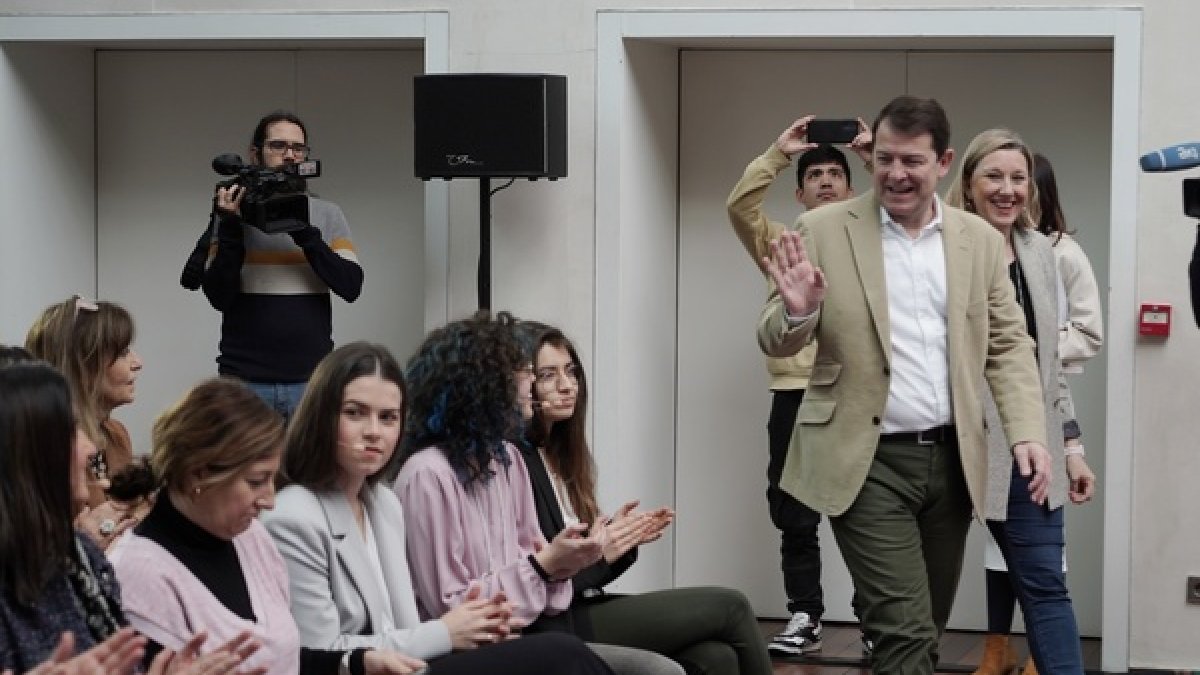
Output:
(879, 199), (954, 433)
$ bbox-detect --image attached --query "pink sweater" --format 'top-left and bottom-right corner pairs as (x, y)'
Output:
(393, 443), (573, 628)
(109, 520), (300, 675)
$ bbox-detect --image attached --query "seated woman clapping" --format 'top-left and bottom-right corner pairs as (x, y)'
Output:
(393, 312), (677, 675)
(0, 353), (258, 675)
(519, 324), (772, 675)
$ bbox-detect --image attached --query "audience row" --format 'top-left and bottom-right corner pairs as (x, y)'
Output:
(0, 309), (771, 675)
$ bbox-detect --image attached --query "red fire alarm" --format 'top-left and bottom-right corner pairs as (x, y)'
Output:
(1138, 303), (1171, 337)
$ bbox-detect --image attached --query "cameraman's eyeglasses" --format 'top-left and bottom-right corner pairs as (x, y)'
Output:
(262, 140), (311, 158)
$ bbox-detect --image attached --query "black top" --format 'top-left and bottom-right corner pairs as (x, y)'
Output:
(201, 204), (363, 383)
(135, 496), (349, 674)
(517, 443), (637, 640)
(1009, 259), (1039, 350)
(1010, 256), (1081, 439)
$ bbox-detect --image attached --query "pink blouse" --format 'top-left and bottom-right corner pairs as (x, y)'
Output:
(394, 443), (573, 628)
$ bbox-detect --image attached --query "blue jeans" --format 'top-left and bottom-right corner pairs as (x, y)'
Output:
(986, 463), (1083, 675)
(244, 381), (306, 424)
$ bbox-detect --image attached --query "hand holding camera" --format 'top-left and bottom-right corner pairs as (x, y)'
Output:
(215, 183), (245, 217)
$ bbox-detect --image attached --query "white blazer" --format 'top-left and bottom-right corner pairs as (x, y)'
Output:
(262, 483), (452, 659)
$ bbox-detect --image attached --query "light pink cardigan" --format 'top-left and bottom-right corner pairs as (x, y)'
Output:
(394, 443), (573, 628)
(109, 520), (300, 675)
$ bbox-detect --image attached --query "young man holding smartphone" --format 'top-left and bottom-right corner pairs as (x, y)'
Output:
(725, 115), (870, 656)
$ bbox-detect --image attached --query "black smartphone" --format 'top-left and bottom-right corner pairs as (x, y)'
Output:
(807, 119), (859, 145)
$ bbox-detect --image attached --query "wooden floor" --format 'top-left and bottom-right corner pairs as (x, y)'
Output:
(761, 620), (1103, 674)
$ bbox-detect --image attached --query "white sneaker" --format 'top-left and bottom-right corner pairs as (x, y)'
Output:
(767, 611), (822, 655)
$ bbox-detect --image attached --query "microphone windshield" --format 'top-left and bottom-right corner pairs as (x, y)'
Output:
(1140, 143), (1200, 172)
(212, 153), (245, 176)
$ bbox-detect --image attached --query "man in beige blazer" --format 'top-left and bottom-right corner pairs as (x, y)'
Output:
(757, 95), (1052, 674)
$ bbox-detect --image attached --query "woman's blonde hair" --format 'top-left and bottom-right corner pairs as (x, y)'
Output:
(149, 378), (283, 496)
(945, 127), (1041, 231)
(25, 296), (134, 448)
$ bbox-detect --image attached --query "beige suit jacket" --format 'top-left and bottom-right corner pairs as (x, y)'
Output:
(757, 191), (1047, 517)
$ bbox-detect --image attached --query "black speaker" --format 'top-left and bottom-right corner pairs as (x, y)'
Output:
(414, 73), (567, 179)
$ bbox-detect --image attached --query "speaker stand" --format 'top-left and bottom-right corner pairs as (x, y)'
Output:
(478, 177), (492, 310)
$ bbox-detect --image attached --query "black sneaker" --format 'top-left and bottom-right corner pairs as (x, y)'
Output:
(768, 612), (822, 655)
(861, 633), (874, 656)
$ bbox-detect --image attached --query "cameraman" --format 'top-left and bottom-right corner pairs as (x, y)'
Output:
(199, 110), (363, 419)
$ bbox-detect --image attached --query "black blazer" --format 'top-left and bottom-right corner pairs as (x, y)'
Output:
(518, 443), (637, 639)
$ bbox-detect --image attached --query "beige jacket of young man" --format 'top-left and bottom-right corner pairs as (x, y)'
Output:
(726, 143), (817, 390)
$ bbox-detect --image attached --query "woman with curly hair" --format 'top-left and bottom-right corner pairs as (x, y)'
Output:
(25, 296), (145, 549)
(519, 324), (772, 675)
(394, 312), (678, 675)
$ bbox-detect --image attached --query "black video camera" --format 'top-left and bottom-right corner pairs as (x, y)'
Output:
(212, 153), (321, 234)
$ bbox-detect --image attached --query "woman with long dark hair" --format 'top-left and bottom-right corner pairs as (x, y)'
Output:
(263, 341), (610, 675)
(394, 312), (675, 675)
(0, 356), (255, 675)
(520, 324), (773, 675)
(1032, 153), (1104, 374)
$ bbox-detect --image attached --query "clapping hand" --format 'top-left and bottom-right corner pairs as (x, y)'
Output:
(441, 584), (515, 649)
(363, 651), (426, 675)
(149, 630), (264, 675)
(602, 501), (675, 563)
(533, 519), (607, 580)
(20, 629), (144, 675)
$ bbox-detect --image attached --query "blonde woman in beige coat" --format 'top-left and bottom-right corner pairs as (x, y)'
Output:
(946, 128), (1095, 675)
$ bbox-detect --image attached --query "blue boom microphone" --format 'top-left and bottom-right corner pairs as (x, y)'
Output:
(1140, 143), (1200, 172)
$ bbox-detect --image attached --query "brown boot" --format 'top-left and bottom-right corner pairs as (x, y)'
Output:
(973, 634), (1018, 675)
(1022, 656), (1038, 674)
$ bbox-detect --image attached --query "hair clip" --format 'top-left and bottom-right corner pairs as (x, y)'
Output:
(73, 294), (99, 314)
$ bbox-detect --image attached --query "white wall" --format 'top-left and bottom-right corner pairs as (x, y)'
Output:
(0, 45), (95, 345)
(6, 1), (1200, 670)
(593, 39), (681, 592)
